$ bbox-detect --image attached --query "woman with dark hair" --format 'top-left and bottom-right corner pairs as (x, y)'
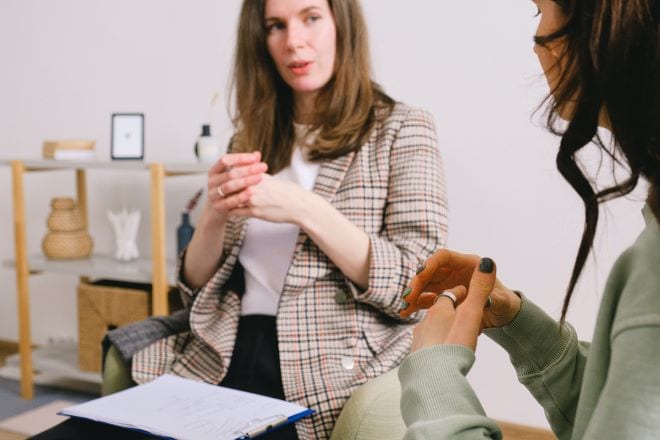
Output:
(398, 0), (660, 438)
(30, 0), (447, 439)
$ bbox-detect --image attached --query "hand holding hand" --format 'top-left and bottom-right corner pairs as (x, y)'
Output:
(206, 151), (268, 223)
(400, 249), (521, 330)
(410, 258), (498, 352)
(229, 173), (311, 225)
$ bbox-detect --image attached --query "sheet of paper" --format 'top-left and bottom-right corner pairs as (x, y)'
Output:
(60, 374), (311, 440)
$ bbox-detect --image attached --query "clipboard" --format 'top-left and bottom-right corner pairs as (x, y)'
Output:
(234, 411), (313, 439)
(59, 374), (314, 440)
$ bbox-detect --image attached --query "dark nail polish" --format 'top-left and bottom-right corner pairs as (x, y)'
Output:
(415, 265), (426, 275)
(402, 287), (412, 298)
(479, 257), (494, 273)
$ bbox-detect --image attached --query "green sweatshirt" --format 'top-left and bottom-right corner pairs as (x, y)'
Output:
(398, 206), (660, 439)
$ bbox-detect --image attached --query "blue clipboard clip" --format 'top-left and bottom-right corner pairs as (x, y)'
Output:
(235, 414), (289, 439)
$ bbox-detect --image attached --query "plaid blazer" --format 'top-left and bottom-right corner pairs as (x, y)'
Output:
(130, 103), (448, 439)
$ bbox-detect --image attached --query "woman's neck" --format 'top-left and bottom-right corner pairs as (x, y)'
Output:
(293, 91), (317, 124)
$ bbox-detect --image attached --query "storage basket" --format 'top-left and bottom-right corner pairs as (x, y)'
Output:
(47, 198), (85, 232)
(42, 197), (93, 259)
(77, 279), (150, 372)
(77, 279), (183, 372)
(42, 231), (93, 259)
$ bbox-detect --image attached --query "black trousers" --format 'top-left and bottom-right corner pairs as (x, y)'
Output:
(29, 315), (298, 440)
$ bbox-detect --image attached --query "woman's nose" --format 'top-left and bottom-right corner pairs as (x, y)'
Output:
(285, 21), (305, 51)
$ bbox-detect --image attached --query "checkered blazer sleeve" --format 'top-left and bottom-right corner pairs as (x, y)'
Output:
(346, 107), (449, 320)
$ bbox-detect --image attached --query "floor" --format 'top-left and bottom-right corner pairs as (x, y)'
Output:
(0, 343), (95, 440)
(0, 344), (25, 440)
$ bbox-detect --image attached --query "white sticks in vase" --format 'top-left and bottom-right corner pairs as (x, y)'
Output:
(107, 209), (141, 261)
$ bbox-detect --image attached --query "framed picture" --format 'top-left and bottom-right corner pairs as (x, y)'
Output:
(111, 113), (144, 160)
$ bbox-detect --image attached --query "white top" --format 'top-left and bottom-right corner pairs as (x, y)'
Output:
(239, 125), (321, 316)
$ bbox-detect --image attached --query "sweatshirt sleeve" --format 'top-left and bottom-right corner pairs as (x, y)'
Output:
(484, 296), (588, 439)
(345, 107), (449, 320)
(577, 318), (660, 439)
(398, 295), (585, 440)
(398, 345), (502, 439)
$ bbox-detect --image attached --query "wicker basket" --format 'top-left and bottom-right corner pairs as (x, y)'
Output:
(77, 279), (150, 372)
(42, 231), (93, 259)
(77, 280), (183, 372)
(42, 197), (92, 259)
(47, 198), (85, 232)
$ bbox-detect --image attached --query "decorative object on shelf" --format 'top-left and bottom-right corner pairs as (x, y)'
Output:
(177, 188), (203, 255)
(111, 113), (144, 160)
(194, 124), (220, 164)
(107, 209), (141, 261)
(43, 139), (96, 161)
(42, 197), (93, 259)
(193, 91), (222, 164)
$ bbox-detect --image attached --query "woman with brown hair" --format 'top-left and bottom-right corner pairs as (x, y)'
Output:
(399, 0), (660, 438)
(148, 3), (448, 439)
(30, 0), (447, 439)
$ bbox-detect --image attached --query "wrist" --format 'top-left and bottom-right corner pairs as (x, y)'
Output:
(200, 204), (227, 231)
(294, 190), (323, 230)
(508, 290), (523, 324)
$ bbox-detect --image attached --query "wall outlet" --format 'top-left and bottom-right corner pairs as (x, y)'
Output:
(46, 334), (77, 346)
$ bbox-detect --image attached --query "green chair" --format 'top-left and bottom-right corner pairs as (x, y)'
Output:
(101, 345), (136, 396)
(101, 347), (406, 439)
(329, 368), (406, 440)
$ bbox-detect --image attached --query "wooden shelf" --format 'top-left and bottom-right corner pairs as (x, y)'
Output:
(4, 254), (177, 285)
(3, 158), (205, 399)
(0, 158), (209, 175)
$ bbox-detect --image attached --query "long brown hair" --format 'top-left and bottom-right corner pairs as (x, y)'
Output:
(536, 0), (660, 323)
(231, 0), (394, 174)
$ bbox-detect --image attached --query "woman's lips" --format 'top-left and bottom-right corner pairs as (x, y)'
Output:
(288, 61), (312, 75)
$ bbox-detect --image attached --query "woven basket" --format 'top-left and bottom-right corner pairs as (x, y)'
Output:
(77, 280), (150, 372)
(47, 204), (85, 232)
(42, 231), (93, 259)
(77, 280), (183, 372)
(51, 197), (75, 210)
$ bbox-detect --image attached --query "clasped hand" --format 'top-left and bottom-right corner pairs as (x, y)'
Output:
(206, 152), (308, 225)
(400, 249), (522, 352)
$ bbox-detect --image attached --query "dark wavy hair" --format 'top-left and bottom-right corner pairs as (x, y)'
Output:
(536, 0), (660, 323)
(230, 0), (394, 174)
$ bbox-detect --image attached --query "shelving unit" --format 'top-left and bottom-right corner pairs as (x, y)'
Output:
(3, 159), (207, 399)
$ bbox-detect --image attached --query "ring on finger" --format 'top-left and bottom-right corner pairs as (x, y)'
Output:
(485, 295), (492, 309)
(434, 290), (457, 308)
(216, 185), (226, 198)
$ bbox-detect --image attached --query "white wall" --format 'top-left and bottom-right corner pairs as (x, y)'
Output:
(0, 0), (647, 429)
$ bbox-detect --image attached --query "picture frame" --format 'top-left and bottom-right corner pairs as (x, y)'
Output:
(111, 113), (144, 160)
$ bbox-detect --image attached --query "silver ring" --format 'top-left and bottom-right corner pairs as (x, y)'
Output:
(216, 185), (225, 198)
(434, 290), (457, 308)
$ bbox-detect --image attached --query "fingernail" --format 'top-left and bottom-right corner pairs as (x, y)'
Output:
(415, 265), (426, 275)
(402, 287), (412, 298)
(485, 295), (492, 309)
(479, 257), (494, 273)
(399, 299), (409, 311)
